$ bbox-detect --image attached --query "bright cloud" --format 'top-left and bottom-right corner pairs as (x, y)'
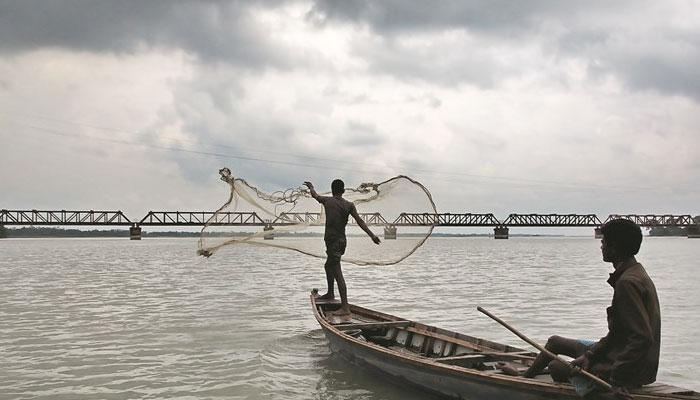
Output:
(1, 0), (698, 222)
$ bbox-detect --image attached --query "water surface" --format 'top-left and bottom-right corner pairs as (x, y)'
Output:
(1, 237), (698, 398)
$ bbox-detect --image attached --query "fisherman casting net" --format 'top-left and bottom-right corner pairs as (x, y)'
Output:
(198, 168), (437, 266)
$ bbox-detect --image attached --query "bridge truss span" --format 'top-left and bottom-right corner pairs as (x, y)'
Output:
(273, 212), (321, 225)
(272, 212), (389, 226)
(0, 209), (132, 226)
(604, 214), (694, 227)
(139, 211), (266, 226)
(502, 213), (602, 227)
(392, 213), (501, 226)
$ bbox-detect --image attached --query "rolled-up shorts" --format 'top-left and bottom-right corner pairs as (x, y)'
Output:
(570, 339), (597, 397)
(325, 237), (347, 258)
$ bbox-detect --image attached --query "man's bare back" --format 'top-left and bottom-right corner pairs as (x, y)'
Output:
(304, 180), (380, 316)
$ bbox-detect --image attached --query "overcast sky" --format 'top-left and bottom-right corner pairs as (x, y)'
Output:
(1, 0), (698, 226)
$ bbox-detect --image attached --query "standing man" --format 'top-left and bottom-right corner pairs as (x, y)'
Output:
(304, 179), (381, 316)
(501, 218), (660, 397)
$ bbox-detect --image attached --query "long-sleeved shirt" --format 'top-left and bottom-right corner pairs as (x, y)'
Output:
(587, 258), (661, 387)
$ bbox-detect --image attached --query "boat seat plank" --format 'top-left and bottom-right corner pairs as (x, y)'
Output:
(480, 351), (535, 360)
(335, 321), (412, 331)
(437, 350), (534, 361)
(315, 298), (342, 305)
(436, 354), (487, 362)
(405, 326), (516, 354)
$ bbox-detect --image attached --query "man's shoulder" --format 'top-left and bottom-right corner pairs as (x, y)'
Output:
(343, 198), (356, 211)
(617, 263), (655, 289)
(326, 196), (354, 207)
(624, 263), (650, 279)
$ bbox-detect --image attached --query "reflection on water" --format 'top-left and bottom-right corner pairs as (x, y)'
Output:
(1, 237), (698, 399)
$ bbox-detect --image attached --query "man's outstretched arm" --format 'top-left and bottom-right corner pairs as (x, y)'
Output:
(304, 181), (322, 202)
(350, 206), (381, 244)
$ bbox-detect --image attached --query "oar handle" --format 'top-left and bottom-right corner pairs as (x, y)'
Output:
(477, 306), (613, 391)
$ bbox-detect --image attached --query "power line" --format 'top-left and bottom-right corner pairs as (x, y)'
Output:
(2, 113), (655, 192)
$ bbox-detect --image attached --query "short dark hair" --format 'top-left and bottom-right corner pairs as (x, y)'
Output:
(331, 179), (345, 195)
(601, 218), (642, 257)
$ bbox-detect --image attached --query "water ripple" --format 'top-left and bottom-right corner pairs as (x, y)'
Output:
(0, 237), (698, 399)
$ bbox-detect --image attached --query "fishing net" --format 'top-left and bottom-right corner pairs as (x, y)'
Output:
(197, 168), (437, 266)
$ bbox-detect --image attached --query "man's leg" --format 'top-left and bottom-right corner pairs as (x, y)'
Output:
(328, 256), (351, 315)
(543, 337), (591, 382)
(318, 255), (335, 300)
(501, 335), (586, 378)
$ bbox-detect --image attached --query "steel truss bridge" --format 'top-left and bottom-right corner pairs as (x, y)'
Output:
(2, 209), (696, 228)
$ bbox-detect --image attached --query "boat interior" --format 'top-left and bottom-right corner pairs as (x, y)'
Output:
(314, 296), (699, 399)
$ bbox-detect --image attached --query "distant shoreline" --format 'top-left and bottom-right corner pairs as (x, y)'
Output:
(0, 226), (567, 238)
(5, 226), (692, 239)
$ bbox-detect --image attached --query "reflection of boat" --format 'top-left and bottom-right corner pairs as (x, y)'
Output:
(310, 291), (699, 400)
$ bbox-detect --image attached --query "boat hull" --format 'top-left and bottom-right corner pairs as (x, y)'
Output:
(322, 328), (572, 400)
(311, 292), (699, 400)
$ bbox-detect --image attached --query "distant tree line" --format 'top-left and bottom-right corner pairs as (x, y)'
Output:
(648, 226), (687, 236)
(2, 226), (132, 238)
(1, 219), (697, 239)
(0, 226), (319, 238)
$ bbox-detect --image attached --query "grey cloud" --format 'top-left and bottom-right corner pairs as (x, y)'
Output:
(311, 0), (700, 101)
(603, 41), (700, 101)
(395, 155), (432, 174)
(143, 74), (392, 190)
(0, 0), (291, 68)
(555, 27), (700, 101)
(341, 121), (386, 147)
(308, 0), (632, 36)
(352, 36), (503, 88)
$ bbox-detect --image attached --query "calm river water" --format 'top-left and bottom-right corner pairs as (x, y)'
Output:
(1, 237), (698, 399)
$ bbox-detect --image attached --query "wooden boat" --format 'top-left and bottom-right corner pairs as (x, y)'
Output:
(310, 290), (699, 400)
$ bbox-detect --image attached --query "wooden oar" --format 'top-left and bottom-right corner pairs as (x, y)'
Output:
(477, 306), (631, 398)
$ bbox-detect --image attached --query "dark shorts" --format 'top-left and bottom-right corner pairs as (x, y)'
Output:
(325, 237), (347, 258)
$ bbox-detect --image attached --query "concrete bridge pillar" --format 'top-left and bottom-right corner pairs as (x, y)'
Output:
(263, 224), (274, 240)
(688, 224), (700, 238)
(384, 225), (397, 240)
(494, 226), (509, 239)
(129, 225), (142, 240)
(594, 227), (603, 239)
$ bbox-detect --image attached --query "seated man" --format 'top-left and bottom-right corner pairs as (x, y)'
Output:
(502, 219), (660, 396)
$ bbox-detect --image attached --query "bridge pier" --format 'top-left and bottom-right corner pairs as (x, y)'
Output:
(384, 225), (397, 240)
(594, 227), (602, 239)
(129, 225), (142, 240)
(688, 224), (700, 238)
(494, 226), (509, 239)
(263, 224), (274, 240)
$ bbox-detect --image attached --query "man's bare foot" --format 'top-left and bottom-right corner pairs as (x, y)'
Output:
(317, 293), (335, 300)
